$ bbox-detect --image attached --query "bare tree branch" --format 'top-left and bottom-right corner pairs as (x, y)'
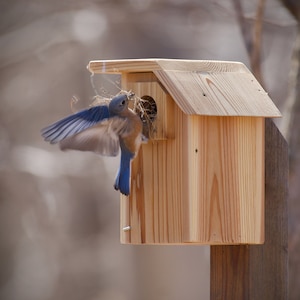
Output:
(280, 26), (300, 141)
(232, 0), (266, 87)
(232, 0), (252, 52)
(251, 0), (266, 86)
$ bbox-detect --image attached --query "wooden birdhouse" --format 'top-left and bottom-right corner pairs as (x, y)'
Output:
(88, 59), (281, 245)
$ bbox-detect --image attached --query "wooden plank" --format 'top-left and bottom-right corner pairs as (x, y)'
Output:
(154, 70), (281, 117)
(88, 59), (281, 117)
(122, 107), (185, 244)
(120, 73), (183, 244)
(156, 59), (247, 72)
(210, 119), (288, 299)
(88, 59), (160, 74)
(120, 194), (130, 243)
(183, 116), (265, 244)
(88, 58), (248, 74)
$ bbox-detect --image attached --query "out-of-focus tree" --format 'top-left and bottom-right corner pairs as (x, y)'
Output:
(0, 1), (297, 300)
(232, 0), (267, 86)
(231, 0), (300, 295)
(279, 1), (300, 299)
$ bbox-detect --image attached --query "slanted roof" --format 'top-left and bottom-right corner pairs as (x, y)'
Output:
(88, 59), (281, 117)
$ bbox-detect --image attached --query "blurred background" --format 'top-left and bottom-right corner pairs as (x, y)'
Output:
(0, 0), (299, 299)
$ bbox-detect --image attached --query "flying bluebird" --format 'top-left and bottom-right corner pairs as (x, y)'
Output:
(41, 94), (145, 196)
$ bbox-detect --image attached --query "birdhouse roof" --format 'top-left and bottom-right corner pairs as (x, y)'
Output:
(88, 59), (281, 117)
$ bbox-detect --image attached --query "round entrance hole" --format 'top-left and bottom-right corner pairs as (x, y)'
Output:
(137, 95), (157, 138)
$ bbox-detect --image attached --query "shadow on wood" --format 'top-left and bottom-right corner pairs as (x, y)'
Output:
(211, 119), (288, 300)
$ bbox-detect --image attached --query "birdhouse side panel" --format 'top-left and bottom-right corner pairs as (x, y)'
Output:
(237, 117), (265, 243)
(182, 116), (265, 244)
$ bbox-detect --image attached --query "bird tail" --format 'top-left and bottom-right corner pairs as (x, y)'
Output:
(114, 150), (134, 196)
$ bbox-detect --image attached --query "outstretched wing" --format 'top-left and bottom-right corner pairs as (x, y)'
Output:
(59, 117), (128, 156)
(41, 105), (110, 144)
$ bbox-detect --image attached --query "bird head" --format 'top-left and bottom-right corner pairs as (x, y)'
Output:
(109, 94), (129, 116)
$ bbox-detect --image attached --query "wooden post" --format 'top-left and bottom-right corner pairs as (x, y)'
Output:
(210, 119), (288, 299)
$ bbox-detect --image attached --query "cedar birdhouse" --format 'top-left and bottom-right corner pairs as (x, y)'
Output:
(88, 59), (281, 245)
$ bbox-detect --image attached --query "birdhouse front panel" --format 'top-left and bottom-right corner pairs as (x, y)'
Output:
(124, 72), (175, 140)
(87, 59), (280, 245)
(120, 72), (182, 244)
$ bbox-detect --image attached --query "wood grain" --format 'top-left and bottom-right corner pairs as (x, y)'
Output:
(88, 58), (247, 73)
(154, 69), (280, 116)
(120, 73), (184, 243)
(87, 59), (279, 245)
(88, 58), (281, 117)
(182, 116), (265, 244)
(121, 71), (265, 244)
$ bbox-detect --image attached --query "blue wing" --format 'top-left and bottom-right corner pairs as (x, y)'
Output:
(41, 105), (110, 144)
(58, 117), (129, 156)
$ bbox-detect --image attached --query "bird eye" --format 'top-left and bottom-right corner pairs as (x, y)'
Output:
(121, 100), (126, 105)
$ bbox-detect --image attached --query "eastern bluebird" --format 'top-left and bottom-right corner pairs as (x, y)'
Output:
(41, 94), (144, 196)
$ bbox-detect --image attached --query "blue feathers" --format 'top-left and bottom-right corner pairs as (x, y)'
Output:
(41, 105), (110, 144)
(41, 94), (143, 196)
(114, 147), (135, 196)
